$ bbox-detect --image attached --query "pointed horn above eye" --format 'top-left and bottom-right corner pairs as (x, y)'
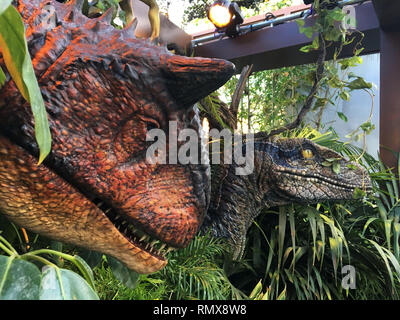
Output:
(163, 55), (235, 109)
(73, 0), (85, 11)
(120, 18), (138, 39)
(99, 7), (114, 24)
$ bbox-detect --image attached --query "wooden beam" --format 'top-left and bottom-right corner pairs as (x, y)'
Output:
(193, 2), (379, 73)
(379, 29), (400, 172)
(372, 0), (400, 32)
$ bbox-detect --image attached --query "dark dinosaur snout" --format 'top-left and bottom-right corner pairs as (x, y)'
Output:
(269, 138), (373, 202)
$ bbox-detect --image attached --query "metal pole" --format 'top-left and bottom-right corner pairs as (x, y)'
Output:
(192, 0), (368, 46)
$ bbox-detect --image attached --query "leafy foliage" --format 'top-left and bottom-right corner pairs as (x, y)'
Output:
(159, 234), (237, 299)
(0, 237), (99, 300)
(92, 235), (236, 300)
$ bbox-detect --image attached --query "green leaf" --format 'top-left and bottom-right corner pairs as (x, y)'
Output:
(311, 36), (319, 50)
(300, 36), (319, 53)
(278, 207), (287, 269)
(323, 26), (342, 42)
(337, 111), (348, 122)
(346, 77), (373, 91)
(0, 5), (51, 164)
(389, 168), (399, 201)
(329, 237), (339, 279)
(339, 90), (350, 102)
(317, 220), (326, 267)
(305, 208), (318, 265)
(393, 222), (400, 260)
(0, 255), (41, 300)
(360, 121), (375, 135)
(321, 161), (333, 167)
(320, 214), (345, 274)
(249, 279), (263, 299)
(304, 28), (314, 39)
(296, 19), (305, 27)
(362, 217), (379, 236)
(39, 266), (99, 300)
(297, 21), (315, 39)
(366, 238), (394, 286)
(265, 230), (276, 276)
(276, 286), (287, 300)
(353, 187), (366, 200)
(0, 66), (5, 87)
(106, 255), (140, 289)
(326, 157), (342, 162)
(354, 47), (364, 56)
(288, 205), (296, 270)
(300, 44), (313, 53)
(376, 198), (388, 220)
(73, 255), (96, 290)
(347, 164), (357, 170)
(339, 56), (363, 70)
(328, 7), (346, 22)
(332, 162), (341, 174)
(384, 219), (393, 251)
(77, 248), (103, 269)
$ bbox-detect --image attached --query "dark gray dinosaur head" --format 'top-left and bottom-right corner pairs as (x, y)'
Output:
(260, 137), (372, 203)
(203, 137), (372, 258)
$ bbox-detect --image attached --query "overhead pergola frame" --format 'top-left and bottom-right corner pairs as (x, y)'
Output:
(191, 0), (400, 172)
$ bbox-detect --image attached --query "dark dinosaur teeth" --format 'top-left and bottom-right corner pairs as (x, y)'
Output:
(92, 197), (174, 258)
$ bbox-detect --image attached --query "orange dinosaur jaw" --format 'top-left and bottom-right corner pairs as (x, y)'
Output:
(0, 135), (169, 273)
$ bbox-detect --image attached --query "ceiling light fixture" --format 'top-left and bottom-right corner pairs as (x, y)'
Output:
(207, 0), (244, 37)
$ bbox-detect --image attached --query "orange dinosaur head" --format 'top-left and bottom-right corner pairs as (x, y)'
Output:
(0, 0), (234, 273)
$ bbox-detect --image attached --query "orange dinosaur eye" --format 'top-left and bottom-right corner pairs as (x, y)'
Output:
(302, 149), (314, 159)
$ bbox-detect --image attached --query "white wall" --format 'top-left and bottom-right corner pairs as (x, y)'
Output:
(311, 53), (380, 158)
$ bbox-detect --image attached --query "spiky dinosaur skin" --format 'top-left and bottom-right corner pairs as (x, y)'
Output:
(0, 0), (234, 273)
(202, 137), (372, 258)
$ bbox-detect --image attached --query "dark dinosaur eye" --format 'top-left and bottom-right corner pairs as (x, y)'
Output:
(137, 115), (160, 132)
(302, 149), (314, 159)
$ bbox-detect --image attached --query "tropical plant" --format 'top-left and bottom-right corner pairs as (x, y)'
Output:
(92, 234), (237, 300)
(0, 218), (98, 299)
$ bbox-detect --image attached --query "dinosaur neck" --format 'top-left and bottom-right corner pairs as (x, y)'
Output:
(203, 148), (275, 256)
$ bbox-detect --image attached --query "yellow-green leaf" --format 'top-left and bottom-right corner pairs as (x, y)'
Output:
(321, 161), (333, 167)
(0, 66), (5, 87)
(332, 162), (341, 174)
(0, 6), (29, 100)
(249, 279), (263, 299)
(0, 5), (51, 164)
